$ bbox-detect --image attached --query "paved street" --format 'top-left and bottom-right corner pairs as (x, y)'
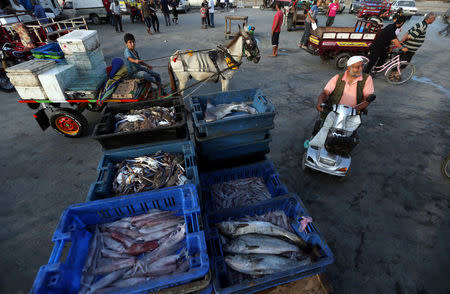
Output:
(0, 7), (449, 294)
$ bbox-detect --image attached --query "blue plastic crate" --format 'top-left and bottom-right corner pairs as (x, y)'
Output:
(200, 160), (288, 213)
(86, 141), (199, 201)
(189, 89), (276, 137)
(31, 185), (209, 294)
(195, 125), (273, 156)
(204, 194), (334, 294)
(198, 136), (272, 163)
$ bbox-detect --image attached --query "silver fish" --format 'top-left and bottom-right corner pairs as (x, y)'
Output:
(138, 217), (184, 235)
(85, 267), (130, 294)
(223, 234), (300, 255)
(217, 221), (308, 250)
(101, 248), (134, 259)
(102, 234), (126, 252)
(137, 224), (179, 242)
(225, 254), (311, 276)
(94, 257), (137, 275)
(204, 101), (258, 122)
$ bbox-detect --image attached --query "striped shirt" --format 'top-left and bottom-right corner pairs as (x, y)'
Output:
(403, 21), (428, 52)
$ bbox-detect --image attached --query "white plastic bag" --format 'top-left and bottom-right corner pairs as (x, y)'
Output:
(312, 22), (318, 30)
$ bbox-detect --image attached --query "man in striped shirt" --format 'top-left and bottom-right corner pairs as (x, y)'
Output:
(400, 13), (436, 63)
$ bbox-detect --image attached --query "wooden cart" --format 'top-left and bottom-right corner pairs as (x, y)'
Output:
(286, 1), (309, 31)
(225, 16), (248, 39)
(303, 20), (381, 69)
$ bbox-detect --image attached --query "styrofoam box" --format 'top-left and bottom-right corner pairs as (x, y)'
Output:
(15, 86), (47, 100)
(66, 48), (106, 71)
(57, 30), (100, 55)
(6, 59), (56, 87)
(38, 65), (78, 102)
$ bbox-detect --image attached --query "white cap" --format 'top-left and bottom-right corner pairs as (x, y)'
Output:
(347, 56), (364, 67)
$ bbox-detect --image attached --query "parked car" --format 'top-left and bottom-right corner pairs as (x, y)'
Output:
(349, 0), (385, 14)
(63, 0), (108, 24)
(169, 0), (191, 12)
(390, 0), (417, 18)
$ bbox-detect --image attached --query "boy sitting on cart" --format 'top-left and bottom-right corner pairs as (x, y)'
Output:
(124, 33), (163, 93)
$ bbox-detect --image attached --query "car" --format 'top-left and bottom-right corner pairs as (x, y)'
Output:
(443, 8), (450, 24)
(169, 0), (191, 12)
(390, 0), (417, 17)
(349, 0), (384, 14)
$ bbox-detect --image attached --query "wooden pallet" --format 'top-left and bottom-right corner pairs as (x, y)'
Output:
(258, 274), (333, 294)
(111, 79), (143, 99)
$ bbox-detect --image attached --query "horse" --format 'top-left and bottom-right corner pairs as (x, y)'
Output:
(168, 26), (261, 96)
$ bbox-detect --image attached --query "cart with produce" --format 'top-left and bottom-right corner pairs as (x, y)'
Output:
(6, 29), (161, 138)
(303, 20), (381, 69)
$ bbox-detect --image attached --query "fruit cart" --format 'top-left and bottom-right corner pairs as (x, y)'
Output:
(302, 20), (381, 69)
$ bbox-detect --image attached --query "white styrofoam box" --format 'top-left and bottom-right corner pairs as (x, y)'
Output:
(57, 30), (100, 55)
(65, 48), (105, 71)
(15, 86), (47, 100)
(38, 65), (78, 102)
(6, 60), (57, 87)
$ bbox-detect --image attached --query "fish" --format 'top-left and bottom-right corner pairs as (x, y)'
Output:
(211, 177), (272, 209)
(94, 257), (137, 275)
(204, 101), (258, 122)
(115, 106), (176, 133)
(138, 217), (184, 235)
(123, 240), (159, 256)
(83, 225), (100, 273)
(224, 254), (311, 276)
(85, 267), (130, 294)
(101, 248), (134, 259)
(110, 231), (135, 248)
(136, 224), (179, 243)
(217, 221), (308, 250)
(223, 234), (300, 255)
(102, 234), (126, 252)
(105, 227), (142, 240)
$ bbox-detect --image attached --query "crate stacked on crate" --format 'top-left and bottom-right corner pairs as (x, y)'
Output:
(30, 185), (210, 294)
(199, 159), (334, 293)
(188, 89), (276, 165)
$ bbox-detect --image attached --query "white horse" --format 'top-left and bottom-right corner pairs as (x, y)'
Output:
(168, 26), (261, 95)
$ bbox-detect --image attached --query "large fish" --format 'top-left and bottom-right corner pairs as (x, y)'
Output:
(225, 254), (311, 276)
(204, 101), (258, 122)
(217, 221), (308, 250)
(223, 234), (300, 255)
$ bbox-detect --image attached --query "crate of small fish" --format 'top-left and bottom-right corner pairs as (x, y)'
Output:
(31, 185), (210, 294)
(204, 194), (334, 294)
(189, 89), (276, 137)
(200, 160), (288, 212)
(86, 141), (199, 201)
(92, 97), (188, 150)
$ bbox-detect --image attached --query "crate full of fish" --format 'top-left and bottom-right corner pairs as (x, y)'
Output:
(92, 98), (188, 150)
(198, 135), (272, 164)
(31, 184), (209, 294)
(189, 89), (276, 137)
(86, 141), (199, 201)
(204, 194), (334, 294)
(200, 160), (288, 212)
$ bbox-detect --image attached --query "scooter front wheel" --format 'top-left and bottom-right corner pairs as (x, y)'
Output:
(442, 155), (450, 179)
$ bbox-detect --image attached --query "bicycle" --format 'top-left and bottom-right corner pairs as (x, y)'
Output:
(362, 52), (416, 85)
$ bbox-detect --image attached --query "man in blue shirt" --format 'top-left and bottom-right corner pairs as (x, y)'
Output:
(34, 4), (49, 24)
(123, 33), (162, 89)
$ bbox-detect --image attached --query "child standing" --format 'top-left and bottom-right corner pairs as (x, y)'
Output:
(200, 3), (207, 29)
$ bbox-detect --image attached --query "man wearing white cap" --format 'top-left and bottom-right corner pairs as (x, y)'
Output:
(316, 56), (374, 120)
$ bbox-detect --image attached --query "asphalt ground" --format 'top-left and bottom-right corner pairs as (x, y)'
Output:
(0, 8), (449, 294)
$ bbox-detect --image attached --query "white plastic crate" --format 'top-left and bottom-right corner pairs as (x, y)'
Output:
(6, 60), (56, 87)
(15, 86), (47, 100)
(38, 65), (78, 102)
(57, 30), (100, 55)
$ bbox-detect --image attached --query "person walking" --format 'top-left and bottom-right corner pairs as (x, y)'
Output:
(299, 0), (320, 49)
(171, 0), (179, 24)
(160, 0), (171, 26)
(149, 0), (160, 33)
(110, 0), (123, 32)
(141, 0), (153, 34)
(103, 0), (113, 26)
(203, 0), (211, 27)
(400, 13), (436, 63)
(270, 3), (283, 57)
(326, 0), (339, 27)
(208, 0), (215, 27)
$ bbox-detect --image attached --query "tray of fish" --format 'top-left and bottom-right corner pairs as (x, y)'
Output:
(92, 98), (188, 150)
(86, 141), (199, 201)
(189, 89), (276, 137)
(204, 194), (334, 294)
(200, 160), (288, 213)
(31, 185), (209, 294)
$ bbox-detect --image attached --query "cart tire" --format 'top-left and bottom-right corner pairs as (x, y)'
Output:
(260, 4), (265, 10)
(442, 155), (450, 179)
(0, 74), (14, 92)
(50, 108), (88, 138)
(335, 53), (351, 70)
(90, 14), (101, 25)
(27, 103), (40, 110)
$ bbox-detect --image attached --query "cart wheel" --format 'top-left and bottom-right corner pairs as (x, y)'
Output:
(90, 14), (101, 25)
(50, 108), (88, 138)
(260, 4), (265, 10)
(442, 155), (450, 179)
(335, 53), (351, 70)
